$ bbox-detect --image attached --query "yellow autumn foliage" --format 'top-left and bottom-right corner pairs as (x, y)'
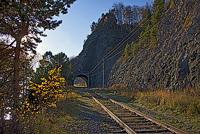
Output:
(170, 0), (175, 9)
(29, 65), (66, 111)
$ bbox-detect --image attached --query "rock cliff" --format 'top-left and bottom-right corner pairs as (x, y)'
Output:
(107, 0), (200, 90)
(71, 13), (133, 87)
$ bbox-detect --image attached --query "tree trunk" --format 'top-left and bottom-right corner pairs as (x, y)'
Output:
(13, 39), (21, 106)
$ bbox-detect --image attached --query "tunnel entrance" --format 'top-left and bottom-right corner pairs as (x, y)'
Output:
(73, 74), (88, 87)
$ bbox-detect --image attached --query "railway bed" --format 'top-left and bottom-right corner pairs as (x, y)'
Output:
(89, 91), (188, 134)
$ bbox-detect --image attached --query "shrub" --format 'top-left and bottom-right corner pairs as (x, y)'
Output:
(187, 103), (198, 115)
(29, 65), (66, 111)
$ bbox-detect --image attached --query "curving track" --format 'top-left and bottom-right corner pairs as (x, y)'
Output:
(90, 91), (188, 134)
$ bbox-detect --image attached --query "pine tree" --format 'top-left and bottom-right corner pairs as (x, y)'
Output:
(91, 22), (97, 32)
(131, 42), (139, 56)
(0, 0), (76, 106)
(152, 0), (165, 25)
(139, 3), (152, 30)
(32, 52), (74, 86)
(150, 26), (158, 44)
(139, 24), (151, 47)
(150, 0), (165, 44)
(124, 43), (131, 60)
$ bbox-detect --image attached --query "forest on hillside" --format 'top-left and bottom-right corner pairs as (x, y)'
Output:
(86, 0), (168, 62)
(91, 0), (166, 42)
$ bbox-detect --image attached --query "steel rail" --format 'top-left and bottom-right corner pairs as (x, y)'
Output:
(91, 91), (188, 134)
(92, 96), (136, 134)
(110, 99), (188, 134)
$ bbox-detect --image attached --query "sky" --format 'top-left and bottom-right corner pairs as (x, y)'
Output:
(36, 0), (152, 59)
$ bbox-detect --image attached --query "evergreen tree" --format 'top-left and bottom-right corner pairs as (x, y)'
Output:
(150, 0), (165, 44)
(139, 24), (151, 47)
(0, 39), (34, 132)
(152, 0), (165, 25)
(124, 43), (131, 60)
(0, 0), (76, 105)
(139, 3), (152, 30)
(53, 52), (74, 85)
(150, 26), (158, 44)
(91, 22), (98, 32)
(44, 51), (54, 63)
(31, 56), (53, 85)
(53, 52), (69, 68)
(32, 52), (74, 86)
(131, 42), (139, 56)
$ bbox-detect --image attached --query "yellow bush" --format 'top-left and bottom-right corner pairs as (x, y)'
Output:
(29, 65), (66, 111)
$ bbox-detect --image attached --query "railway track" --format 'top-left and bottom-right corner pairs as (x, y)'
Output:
(89, 91), (188, 134)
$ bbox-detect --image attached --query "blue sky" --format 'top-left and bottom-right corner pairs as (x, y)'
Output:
(37, 0), (152, 58)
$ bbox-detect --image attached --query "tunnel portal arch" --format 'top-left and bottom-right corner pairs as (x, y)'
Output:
(74, 73), (89, 87)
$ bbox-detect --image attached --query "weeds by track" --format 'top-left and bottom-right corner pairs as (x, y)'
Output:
(89, 90), (188, 134)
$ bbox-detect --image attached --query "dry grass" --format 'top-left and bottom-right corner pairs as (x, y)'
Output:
(105, 85), (200, 133)
(108, 85), (200, 115)
(20, 88), (83, 133)
(135, 89), (200, 115)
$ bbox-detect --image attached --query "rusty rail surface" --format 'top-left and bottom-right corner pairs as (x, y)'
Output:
(93, 96), (136, 134)
(91, 92), (188, 134)
(110, 99), (188, 134)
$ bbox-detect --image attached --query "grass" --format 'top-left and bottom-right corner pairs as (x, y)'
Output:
(94, 86), (200, 133)
(1, 87), (84, 134)
(15, 86), (85, 134)
(18, 86), (199, 133)
(28, 88), (84, 133)
(107, 86), (200, 115)
(25, 87), (114, 133)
